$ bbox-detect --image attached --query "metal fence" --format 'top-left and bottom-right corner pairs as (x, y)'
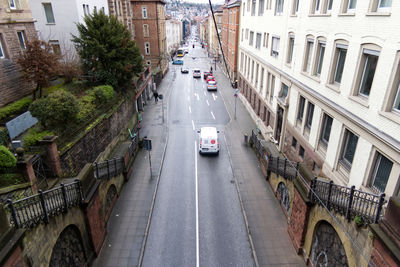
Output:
(93, 157), (125, 179)
(6, 180), (83, 228)
(310, 178), (386, 224)
(267, 156), (299, 181)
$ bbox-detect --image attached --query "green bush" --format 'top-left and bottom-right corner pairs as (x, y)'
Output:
(77, 95), (96, 122)
(0, 145), (16, 169)
(0, 97), (32, 121)
(29, 90), (79, 129)
(22, 128), (54, 149)
(92, 85), (115, 106)
(0, 173), (26, 187)
(0, 128), (8, 146)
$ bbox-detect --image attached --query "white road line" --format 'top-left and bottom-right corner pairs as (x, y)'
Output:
(189, 106), (192, 113)
(206, 100), (210, 106)
(192, 120), (195, 131)
(212, 93), (217, 101)
(194, 141), (199, 267)
(203, 92), (206, 96)
(196, 94), (199, 101)
(211, 111), (215, 120)
(188, 96), (190, 102)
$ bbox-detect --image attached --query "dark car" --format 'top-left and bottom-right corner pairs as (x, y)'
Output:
(203, 71), (212, 79)
(181, 67), (189, 73)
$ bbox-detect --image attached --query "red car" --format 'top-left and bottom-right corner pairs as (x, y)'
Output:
(206, 75), (215, 83)
(203, 71), (212, 79)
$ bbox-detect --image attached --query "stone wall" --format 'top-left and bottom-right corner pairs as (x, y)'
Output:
(0, 22), (36, 107)
(59, 97), (136, 175)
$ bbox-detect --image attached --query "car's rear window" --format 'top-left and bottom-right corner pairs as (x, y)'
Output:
(194, 70), (200, 73)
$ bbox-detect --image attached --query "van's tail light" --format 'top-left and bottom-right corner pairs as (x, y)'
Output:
(200, 140), (202, 148)
(217, 140), (220, 148)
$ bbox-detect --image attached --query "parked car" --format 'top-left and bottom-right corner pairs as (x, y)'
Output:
(197, 127), (220, 155)
(206, 75), (215, 83)
(203, 71), (212, 79)
(181, 67), (189, 73)
(193, 69), (201, 78)
(173, 60), (184, 65)
(207, 80), (217, 91)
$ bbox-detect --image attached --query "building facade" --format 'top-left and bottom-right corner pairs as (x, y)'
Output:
(207, 8), (222, 60)
(0, 0), (37, 106)
(238, 0), (400, 198)
(108, 0), (135, 39)
(221, 0), (241, 82)
(166, 17), (182, 57)
(30, 0), (109, 58)
(131, 0), (168, 76)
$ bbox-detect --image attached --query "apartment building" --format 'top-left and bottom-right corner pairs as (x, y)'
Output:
(108, 0), (135, 39)
(207, 8), (223, 59)
(221, 0), (241, 82)
(131, 0), (168, 75)
(238, 0), (400, 198)
(166, 17), (182, 56)
(30, 0), (109, 57)
(0, 0), (37, 106)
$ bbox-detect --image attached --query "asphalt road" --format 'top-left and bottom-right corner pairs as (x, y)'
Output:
(141, 40), (255, 267)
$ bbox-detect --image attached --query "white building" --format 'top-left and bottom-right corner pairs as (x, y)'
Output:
(166, 18), (182, 55)
(238, 0), (400, 198)
(30, 0), (109, 57)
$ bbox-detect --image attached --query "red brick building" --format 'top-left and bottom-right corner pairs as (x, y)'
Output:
(221, 0), (240, 83)
(131, 0), (168, 76)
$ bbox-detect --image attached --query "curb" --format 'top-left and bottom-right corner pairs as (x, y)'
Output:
(137, 68), (174, 267)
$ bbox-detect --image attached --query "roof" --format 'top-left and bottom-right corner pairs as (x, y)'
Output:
(226, 0), (241, 8)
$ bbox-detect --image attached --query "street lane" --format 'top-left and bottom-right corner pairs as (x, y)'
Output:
(142, 39), (254, 267)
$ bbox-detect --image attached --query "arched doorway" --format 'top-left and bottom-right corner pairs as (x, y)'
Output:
(310, 221), (349, 267)
(276, 182), (290, 214)
(50, 225), (86, 266)
(105, 184), (118, 220)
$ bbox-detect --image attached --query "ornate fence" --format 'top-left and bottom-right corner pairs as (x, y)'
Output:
(310, 178), (386, 224)
(267, 156), (299, 181)
(93, 157), (125, 180)
(6, 180), (83, 228)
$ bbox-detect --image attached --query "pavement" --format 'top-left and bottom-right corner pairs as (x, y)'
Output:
(93, 58), (304, 266)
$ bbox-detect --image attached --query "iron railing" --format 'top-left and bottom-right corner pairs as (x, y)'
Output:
(267, 156), (299, 181)
(6, 180), (83, 228)
(93, 157), (125, 179)
(129, 137), (139, 157)
(310, 178), (386, 224)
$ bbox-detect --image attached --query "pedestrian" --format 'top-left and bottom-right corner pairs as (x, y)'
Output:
(153, 91), (158, 103)
(210, 66), (213, 72)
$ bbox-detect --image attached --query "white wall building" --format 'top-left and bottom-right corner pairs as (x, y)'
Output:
(30, 0), (109, 57)
(238, 0), (400, 198)
(166, 18), (182, 55)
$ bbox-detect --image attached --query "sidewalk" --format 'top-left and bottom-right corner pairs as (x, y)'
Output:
(215, 65), (305, 266)
(93, 68), (174, 267)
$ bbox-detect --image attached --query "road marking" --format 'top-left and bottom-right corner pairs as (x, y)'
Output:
(203, 92), (206, 96)
(189, 106), (192, 113)
(211, 111), (215, 120)
(196, 94), (199, 101)
(194, 141), (200, 267)
(192, 120), (195, 131)
(188, 96), (190, 102)
(212, 93), (217, 101)
(206, 100), (209, 106)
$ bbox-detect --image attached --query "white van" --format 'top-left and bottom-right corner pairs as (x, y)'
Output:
(198, 127), (220, 155)
(193, 69), (201, 78)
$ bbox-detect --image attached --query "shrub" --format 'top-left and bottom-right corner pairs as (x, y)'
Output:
(0, 97), (33, 121)
(29, 90), (79, 129)
(77, 95), (96, 122)
(22, 128), (54, 149)
(0, 128), (8, 146)
(0, 173), (26, 187)
(59, 60), (82, 83)
(0, 145), (17, 169)
(92, 85), (115, 106)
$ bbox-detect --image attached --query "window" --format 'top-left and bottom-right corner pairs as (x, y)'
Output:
(143, 24), (149, 37)
(142, 6), (147, 18)
(251, 0), (256, 15)
(340, 129), (358, 169)
(259, 0), (265, 15)
(356, 48), (379, 98)
(370, 152), (393, 193)
(342, 0), (356, 13)
(260, 67), (264, 89)
(256, 33), (262, 49)
(241, 29), (244, 42)
(243, 3), (246, 15)
(17, 31), (26, 50)
(249, 31), (254, 46)
(393, 82), (400, 113)
(303, 38), (314, 73)
(83, 4), (87, 16)
(384, 55), (400, 114)
(263, 33), (269, 47)
(145, 42), (150, 55)
(319, 113), (333, 147)
(245, 29), (249, 39)
(247, 0), (251, 11)
(267, 73), (275, 102)
(314, 0), (321, 13)
(43, 3), (55, 23)
(9, 0), (19, 9)
(275, 0), (284, 15)
(255, 64), (259, 86)
(251, 60), (255, 83)
(279, 83), (289, 100)
(297, 96), (306, 123)
(271, 36), (280, 57)
(299, 146), (305, 158)
(331, 43), (348, 85)
(327, 0), (333, 12)
(291, 0), (299, 15)
(49, 40), (61, 55)
(0, 35), (6, 59)
(286, 34), (295, 64)
(292, 137), (297, 148)
(240, 52), (244, 71)
(94, 6), (97, 13)
(314, 41), (325, 76)
(305, 102), (314, 130)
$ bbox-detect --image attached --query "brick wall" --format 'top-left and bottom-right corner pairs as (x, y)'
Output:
(85, 186), (106, 256)
(0, 22), (36, 107)
(288, 187), (310, 254)
(370, 238), (400, 267)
